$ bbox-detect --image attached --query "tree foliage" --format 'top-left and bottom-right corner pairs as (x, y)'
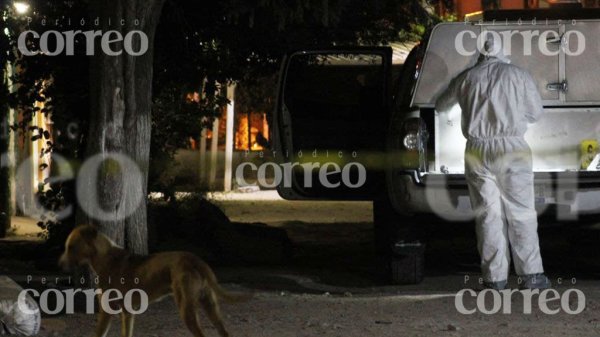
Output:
(1, 1), (89, 239)
(155, 0), (438, 86)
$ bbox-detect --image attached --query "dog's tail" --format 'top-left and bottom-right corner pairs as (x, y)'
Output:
(208, 278), (254, 303)
(202, 264), (253, 303)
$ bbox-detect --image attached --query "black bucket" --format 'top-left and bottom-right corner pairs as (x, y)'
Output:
(390, 241), (426, 285)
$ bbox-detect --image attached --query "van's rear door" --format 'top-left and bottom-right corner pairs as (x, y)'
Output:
(272, 48), (393, 200)
(564, 21), (600, 103)
(415, 21), (600, 175)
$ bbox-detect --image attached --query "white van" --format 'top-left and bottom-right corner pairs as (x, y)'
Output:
(271, 11), (600, 283)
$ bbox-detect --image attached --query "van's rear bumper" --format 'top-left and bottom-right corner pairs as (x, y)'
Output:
(389, 170), (600, 219)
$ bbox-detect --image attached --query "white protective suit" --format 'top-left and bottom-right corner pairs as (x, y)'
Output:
(435, 48), (545, 283)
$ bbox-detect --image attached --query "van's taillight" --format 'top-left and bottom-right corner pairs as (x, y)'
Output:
(402, 118), (428, 152)
(403, 132), (419, 151)
(400, 117), (429, 172)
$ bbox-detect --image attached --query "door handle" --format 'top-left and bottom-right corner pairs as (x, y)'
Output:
(547, 80), (568, 93)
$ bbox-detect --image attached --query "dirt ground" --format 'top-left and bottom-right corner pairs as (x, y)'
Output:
(7, 191), (600, 336)
(36, 284), (600, 337)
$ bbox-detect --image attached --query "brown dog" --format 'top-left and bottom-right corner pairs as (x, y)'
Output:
(59, 225), (248, 337)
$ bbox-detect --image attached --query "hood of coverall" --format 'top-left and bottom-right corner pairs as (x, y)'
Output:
(478, 35), (511, 64)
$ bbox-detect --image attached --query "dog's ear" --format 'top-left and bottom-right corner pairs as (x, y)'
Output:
(78, 225), (99, 242)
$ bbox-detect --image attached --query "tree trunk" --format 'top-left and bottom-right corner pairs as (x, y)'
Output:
(0, 121), (10, 238)
(1, 65), (11, 238)
(78, 0), (165, 254)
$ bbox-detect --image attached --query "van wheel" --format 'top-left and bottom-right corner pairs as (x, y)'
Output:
(373, 196), (425, 285)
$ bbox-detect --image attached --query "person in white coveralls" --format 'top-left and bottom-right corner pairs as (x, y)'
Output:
(435, 37), (550, 290)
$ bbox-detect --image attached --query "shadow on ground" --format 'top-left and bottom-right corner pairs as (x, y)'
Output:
(2, 203), (600, 297)
(214, 217), (600, 296)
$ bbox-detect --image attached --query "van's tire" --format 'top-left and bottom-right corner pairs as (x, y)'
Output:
(373, 196), (425, 285)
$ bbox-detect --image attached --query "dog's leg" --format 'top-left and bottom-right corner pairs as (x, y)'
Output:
(200, 290), (230, 337)
(95, 309), (112, 337)
(174, 286), (206, 337)
(120, 311), (135, 337)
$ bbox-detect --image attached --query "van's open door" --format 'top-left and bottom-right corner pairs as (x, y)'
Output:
(272, 47), (393, 200)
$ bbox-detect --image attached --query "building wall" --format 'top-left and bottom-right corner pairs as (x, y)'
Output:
(454, 1), (483, 19)
(582, 0), (600, 7)
(453, 0), (567, 19)
(502, 0), (526, 9)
